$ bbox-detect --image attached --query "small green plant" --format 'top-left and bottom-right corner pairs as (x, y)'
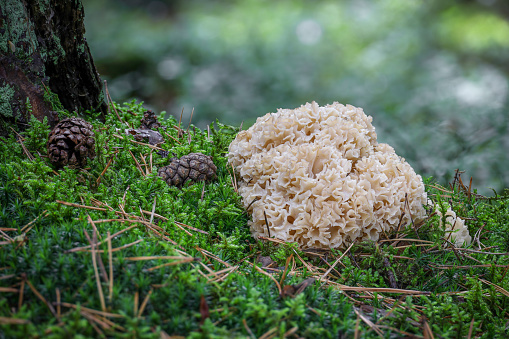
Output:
(23, 114), (50, 154)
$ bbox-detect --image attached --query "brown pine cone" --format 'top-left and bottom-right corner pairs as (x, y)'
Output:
(140, 110), (162, 130)
(47, 117), (96, 168)
(158, 153), (217, 187)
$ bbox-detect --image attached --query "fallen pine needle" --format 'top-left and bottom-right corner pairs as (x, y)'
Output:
(140, 209), (209, 235)
(330, 282), (430, 295)
(20, 210), (48, 233)
(431, 264), (508, 270)
(195, 247), (231, 267)
(378, 238), (434, 244)
(320, 242), (354, 282)
(479, 279), (509, 297)
(57, 302), (125, 318)
(293, 249), (315, 273)
(243, 319), (256, 339)
(73, 239), (143, 254)
(80, 311), (108, 335)
(107, 231), (113, 303)
(0, 317), (30, 325)
(112, 134), (165, 150)
(0, 273), (15, 282)
(259, 327), (277, 339)
(57, 200), (108, 212)
(126, 256), (192, 261)
(87, 216), (106, 312)
(423, 319), (435, 339)
(26, 280), (57, 318)
(282, 326), (298, 337)
(128, 150), (146, 177)
(17, 279), (24, 310)
(209, 266), (239, 283)
(254, 264), (282, 296)
(467, 317), (475, 339)
(354, 308), (384, 338)
(377, 325), (423, 338)
(96, 155), (116, 185)
(0, 287), (18, 293)
(133, 291), (139, 318)
(137, 289), (153, 317)
(146, 258), (196, 272)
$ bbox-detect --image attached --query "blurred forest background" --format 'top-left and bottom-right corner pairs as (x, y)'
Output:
(82, 0), (509, 195)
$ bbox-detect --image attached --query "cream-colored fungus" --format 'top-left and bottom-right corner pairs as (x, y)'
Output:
(436, 205), (472, 247)
(228, 102), (428, 249)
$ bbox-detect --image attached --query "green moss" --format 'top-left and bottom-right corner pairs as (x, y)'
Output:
(0, 84), (15, 118)
(42, 84), (64, 112)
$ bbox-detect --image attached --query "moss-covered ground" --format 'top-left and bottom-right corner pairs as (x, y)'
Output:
(1, 102), (509, 338)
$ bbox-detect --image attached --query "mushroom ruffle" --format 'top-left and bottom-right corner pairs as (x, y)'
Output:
(436, 205), (471, 247)
(228, 102), (428, 249)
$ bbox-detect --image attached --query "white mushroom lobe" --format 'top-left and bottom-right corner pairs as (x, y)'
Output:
(228, 102), (428, 249)
(436, 205), (471, 247)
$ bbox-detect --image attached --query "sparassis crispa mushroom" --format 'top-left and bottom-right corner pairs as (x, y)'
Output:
(436, 204), (471, 247)
(228, 102), (428, 249)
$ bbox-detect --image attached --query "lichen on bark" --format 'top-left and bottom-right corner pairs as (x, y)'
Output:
(0, 84), (15, 118)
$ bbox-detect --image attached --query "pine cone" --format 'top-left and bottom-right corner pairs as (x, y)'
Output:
(158, 153), (217, 187)
(140, 110), (162, 130)
(47, 117), (96, 168)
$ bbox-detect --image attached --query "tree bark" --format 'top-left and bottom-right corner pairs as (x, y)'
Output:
(0, 0), (106, 135)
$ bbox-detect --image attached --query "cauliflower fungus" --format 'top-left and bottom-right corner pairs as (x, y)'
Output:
(436, 205), (472, 247)
(228, 102), (428, 249)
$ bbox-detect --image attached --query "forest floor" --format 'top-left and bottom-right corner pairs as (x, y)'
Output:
(1, 101), (509, 338)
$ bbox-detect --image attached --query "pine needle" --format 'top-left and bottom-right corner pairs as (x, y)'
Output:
(58, 302), (124, 318)
(112, 134), (166, 150)
(17, 279), (25, 310)
(96, 154), (116, 185)
(320, 242), (354, 282)
(0, 317), (30, 325)
(242, 319), (256, 339)
(146, 258), (197, 272)
(26, 280), (57, 318)
(56, 288), (61, 319)
(107, 231), (113, 303)
(20, 210), (48, 233)
(133, 291), (139, 318)
(86, 216), (106, 312)
(254, 264), (281, 295)
(353, 308), (384, 338)
(137, 289), (153, 317)
(126, 256), (192, 261)
(128, 150), (145, 177)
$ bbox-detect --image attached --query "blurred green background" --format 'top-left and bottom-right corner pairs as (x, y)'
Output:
(83, 0), (509, 195)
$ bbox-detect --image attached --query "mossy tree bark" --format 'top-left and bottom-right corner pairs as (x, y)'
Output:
(0, 0), (106, 135)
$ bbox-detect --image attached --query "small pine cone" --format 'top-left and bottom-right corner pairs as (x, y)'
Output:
(47, 117), (96, 168)
(158, 153), (217, 187)
(140, 110), (162, 130)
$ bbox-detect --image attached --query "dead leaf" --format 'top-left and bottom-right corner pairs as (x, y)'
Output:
(281, 277), (316, 298)
(256, 255), (275, 268)
(123, 129), (164, 145)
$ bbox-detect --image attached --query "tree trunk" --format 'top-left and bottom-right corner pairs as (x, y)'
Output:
(0, 0), (106, 135)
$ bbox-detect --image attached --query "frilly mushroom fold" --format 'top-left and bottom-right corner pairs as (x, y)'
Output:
(228, 102), (428, 249)
(436, 204), (472, 247)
